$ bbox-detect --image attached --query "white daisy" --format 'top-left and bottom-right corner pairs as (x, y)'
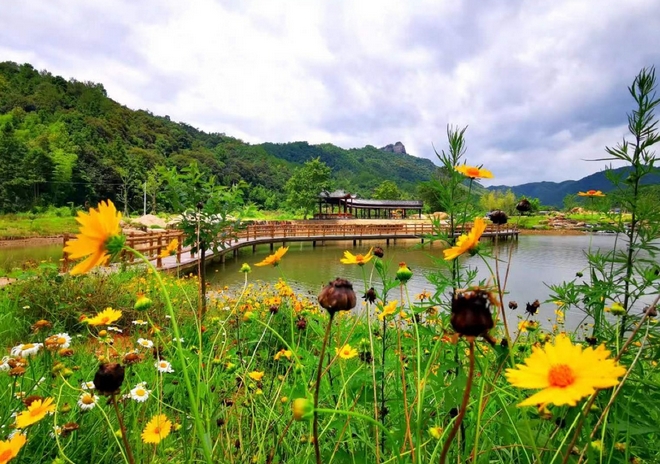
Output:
(165, 315), (171, 319)
(50, 425), (62, 438)
(0, 357), (10, 371)
(129, 383), (151, 402)
(81, 381), (95, 390)
(107, 326), (123, 333)
(172, 337), (184, 343)
(155, 360), (174, 373)
(137, 338), (154, 349)
(45, 333), (71, 349)
(78, 392), (98, 410)
(11, 343), (43, 357)
(132, 320), (148, 326)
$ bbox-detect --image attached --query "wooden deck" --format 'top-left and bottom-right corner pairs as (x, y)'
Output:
(62, 221), (518, 273)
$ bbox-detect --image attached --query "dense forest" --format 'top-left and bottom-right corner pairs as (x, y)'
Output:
(0, 61), (442, 214)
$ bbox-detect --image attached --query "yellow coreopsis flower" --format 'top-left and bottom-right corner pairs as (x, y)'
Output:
(15, 397), (56, 428)
(255, 247), (288, 267)
(443, 217), (487, 261)
(378, 300), (398, 321)
(63, 200), (123, 275)
(159, 238), (178, 258)
(85, 307), (122, 326)
(274, 349), (293, 361)
(0, 433), (27, 464)
(340, 248), (374, 266)
(577, 190), (606, 197)
(335, 344), (358, 360)
(248, 370), (265, 381)
(455, 164), (493, 179)
(505, 334), (626, 407)
(141, 414), (172, 444)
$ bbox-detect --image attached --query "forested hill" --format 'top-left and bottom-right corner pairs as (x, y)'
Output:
(0, 61), (436, 213)
(488, 167), (660, 207)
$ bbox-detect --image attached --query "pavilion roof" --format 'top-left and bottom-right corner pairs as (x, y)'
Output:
(345, 199), (423, 209)
(319, 189), (355, 199)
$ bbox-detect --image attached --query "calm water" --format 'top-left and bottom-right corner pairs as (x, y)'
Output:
(206, 234), (656, 331)
(0, 243), (63, 273)
(3, 235), (654, 330)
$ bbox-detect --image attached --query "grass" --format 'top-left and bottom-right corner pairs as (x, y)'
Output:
(0, 250), (656, 464)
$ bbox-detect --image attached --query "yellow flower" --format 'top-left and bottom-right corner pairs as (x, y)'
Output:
(340, 248), (374, 266)
(505, 334), (626, 407)
(63, 200), (123, 275)
(85, 308), (122, 326)
(15, 397), (56, 428)
(577, 190), (606, 197)
(455, 164), (493, 179)
(378, 301), (398, 321)
(429, 426), (443, 439)
(335, 344), (358, 360)
(443, 217), (487, 261)
(292, 398), (313, 421)
(248, 371), (265, 381)
(0, 433), (27, 463)
(255, 247), (288, 267)
(159, 238), (178, 258)
(274, 349), (293, 361)
(141, 414), (172, 444)
(518, 320), (539, 332)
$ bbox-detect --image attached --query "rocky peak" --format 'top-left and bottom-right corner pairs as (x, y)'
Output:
(380, 141), (407, 155)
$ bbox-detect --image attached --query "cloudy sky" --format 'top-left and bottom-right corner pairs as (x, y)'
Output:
(2, 0), (659, 186)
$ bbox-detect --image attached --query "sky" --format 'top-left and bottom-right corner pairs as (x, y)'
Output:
(1, 0), (659, 186)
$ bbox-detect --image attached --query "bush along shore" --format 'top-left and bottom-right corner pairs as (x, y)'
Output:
(0, 68), (659, 464)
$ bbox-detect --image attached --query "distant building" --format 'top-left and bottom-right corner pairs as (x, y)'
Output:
(317, 190), (423, 219)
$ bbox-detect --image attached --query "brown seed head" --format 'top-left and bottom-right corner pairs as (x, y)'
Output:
(489, 210), (508, 225)
(318, 278), (357, 316)
(450, 288), (495, 340)
(373, 247), (384, 258)
(93, 362), (125, 395)
(516, 199), (532, 213)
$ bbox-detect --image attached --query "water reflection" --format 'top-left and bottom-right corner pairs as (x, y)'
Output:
(207, 234), (656, 331)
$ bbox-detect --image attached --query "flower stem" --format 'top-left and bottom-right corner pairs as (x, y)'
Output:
(314, 311), (335, 464)
(439, 339), (475, 464)
(112, 393), (136, 464)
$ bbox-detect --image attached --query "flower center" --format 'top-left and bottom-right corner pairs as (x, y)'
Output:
(57, 337), (67, 345)
(136, 389), (145, 396)
(466, 167), (480, 177)
(100, 317), (109, 324)
(0, 450), (12, 461)
(83, 395), (94, 404)
(154, 426), (161, 434)
(548, 364), (576, 388)
(23, 344), (34, 350)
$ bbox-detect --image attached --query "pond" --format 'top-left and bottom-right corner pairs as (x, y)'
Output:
(2, 234), (653, 332)
(206, 234), (654, 332)
(0, 242), (63, 273)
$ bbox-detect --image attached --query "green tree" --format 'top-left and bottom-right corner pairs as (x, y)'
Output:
(372, 180), (402, 200)
(160, 163), (245, 315)
(285, 157), (332, 218)
(479, 189), (516, 214)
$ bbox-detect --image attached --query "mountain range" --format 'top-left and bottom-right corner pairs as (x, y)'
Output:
(0, 61), (656, 212)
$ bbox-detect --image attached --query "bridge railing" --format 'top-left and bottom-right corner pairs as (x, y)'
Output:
(62, 221), (518, 270)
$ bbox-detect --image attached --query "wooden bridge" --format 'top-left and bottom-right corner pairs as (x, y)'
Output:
(61, 221), (518, 273)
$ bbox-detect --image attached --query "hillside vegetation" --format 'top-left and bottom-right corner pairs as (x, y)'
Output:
(0, 61), (436, 213)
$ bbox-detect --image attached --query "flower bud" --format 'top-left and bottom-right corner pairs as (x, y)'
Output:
(318, 278), (356, 316)
(292, 398), (313, 421)
(240, 263), (252, 273)
(134, 295), (153, 312)
(395, 263), (413, 283)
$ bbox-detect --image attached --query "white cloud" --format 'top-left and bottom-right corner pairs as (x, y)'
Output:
(1, 0), (659, 185)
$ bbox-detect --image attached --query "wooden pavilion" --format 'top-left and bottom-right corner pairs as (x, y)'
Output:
(317, 190), (423, 219)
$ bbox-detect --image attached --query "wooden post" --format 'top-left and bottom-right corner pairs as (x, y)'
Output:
(156, 235), (163, 268)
